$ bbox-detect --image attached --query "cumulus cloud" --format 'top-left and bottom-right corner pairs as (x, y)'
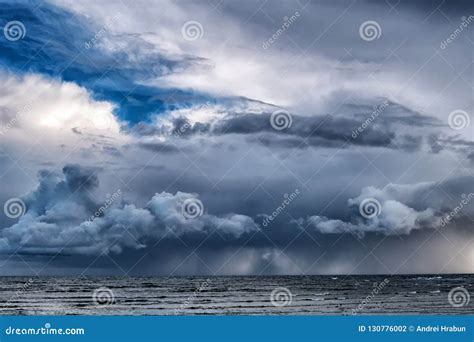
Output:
(304, 178), (474, 236)
(0, 72), (128, 168)
(0, 164), (258, 255)
(0, 73), (121, 134)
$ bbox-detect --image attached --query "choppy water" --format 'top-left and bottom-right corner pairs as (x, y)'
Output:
(0, 275), (472, 315)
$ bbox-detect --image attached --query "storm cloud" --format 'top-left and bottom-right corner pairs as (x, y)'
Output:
(0, 165), (258, 255)
(0, 0), (472, 275)
(304, 176), (474, 236)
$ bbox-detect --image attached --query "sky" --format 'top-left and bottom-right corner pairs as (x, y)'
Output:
(0, 0), (472, 276)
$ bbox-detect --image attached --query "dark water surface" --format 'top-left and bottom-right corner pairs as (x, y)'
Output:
(0, 275), (472, 315)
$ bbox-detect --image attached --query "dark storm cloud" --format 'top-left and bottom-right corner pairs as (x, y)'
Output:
(304, 176), (474, 236)
(1, 160), (471, 274)
(350, 102), (442, 128)
(3, 220), (470, 276)
(394, 135), (423, 152)
(151, 99), (442, 152)
(183, 112), (391, 148)
(432, 135), (474, 149)
(427, 133), (444, 153)
(137, 142), (181, 154)
(427, 133), (474, 158)
(0, 0), (471, 276)
(0, 165), (258, 255)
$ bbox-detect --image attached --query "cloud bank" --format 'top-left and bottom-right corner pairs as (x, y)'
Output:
(0, 0), (471, 274)
(305, 177), (474, 235)
(0, 165), (258, 255)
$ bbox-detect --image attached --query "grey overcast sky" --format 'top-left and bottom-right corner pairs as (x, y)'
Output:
(0, 0), (472, 275)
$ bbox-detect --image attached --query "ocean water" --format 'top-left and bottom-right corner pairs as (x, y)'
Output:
(0, 275), (472, 315)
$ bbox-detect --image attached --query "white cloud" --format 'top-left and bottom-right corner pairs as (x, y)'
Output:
(51, 0), (472, 133)
(0, 72), (127, 164)
(0, 73), (121, 133)
(305, 180), (473, 236)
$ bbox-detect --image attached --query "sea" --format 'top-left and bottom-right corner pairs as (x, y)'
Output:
(0, 274), (472, 315)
